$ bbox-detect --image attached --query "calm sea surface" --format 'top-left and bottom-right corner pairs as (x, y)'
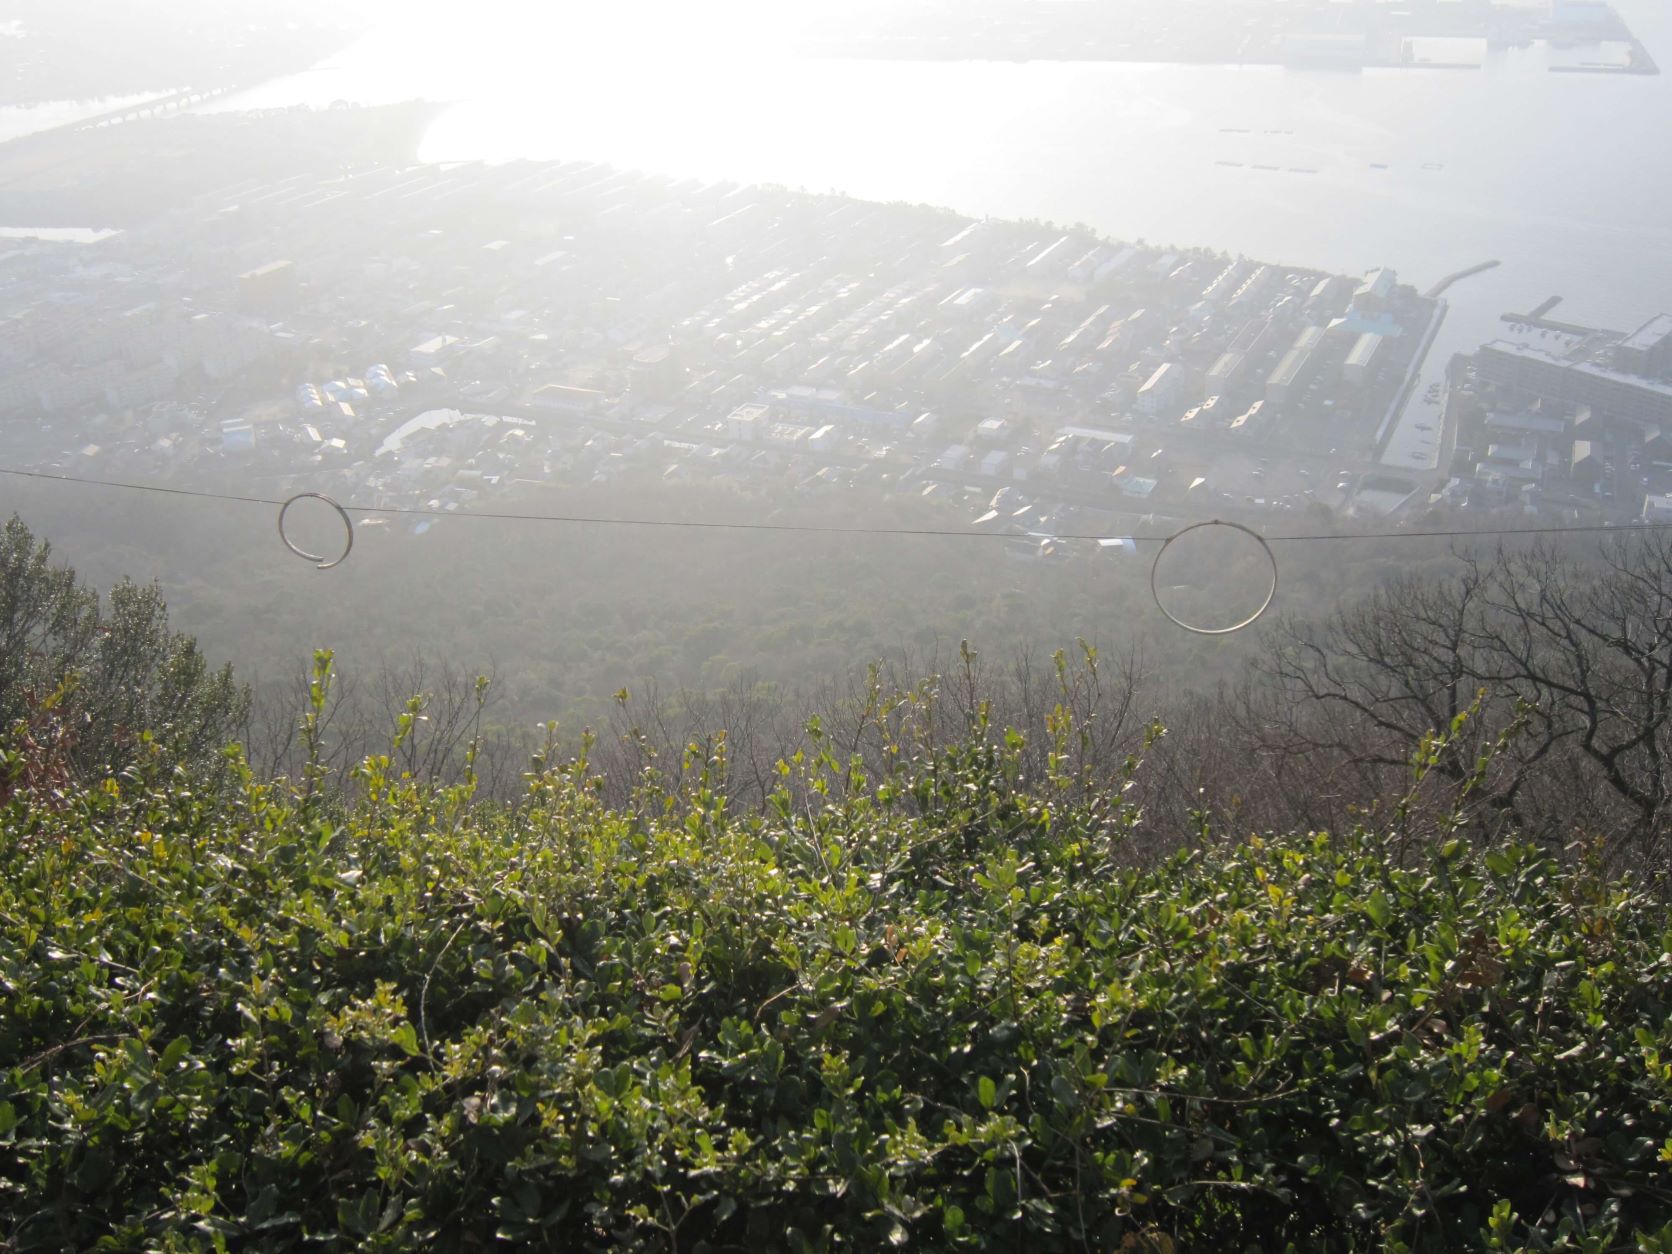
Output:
(211, 0), (1672, 465)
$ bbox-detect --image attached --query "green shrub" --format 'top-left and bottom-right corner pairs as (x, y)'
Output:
(0, 516), (247, 794)
(2, 683), (1670, 1251)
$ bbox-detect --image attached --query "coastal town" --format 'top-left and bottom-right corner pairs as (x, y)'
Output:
(2, 115), (1671, 558)
(804, 0), (1658, 74)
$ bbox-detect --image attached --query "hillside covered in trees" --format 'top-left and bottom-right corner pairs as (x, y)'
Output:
(2, 515), (1671, 1249)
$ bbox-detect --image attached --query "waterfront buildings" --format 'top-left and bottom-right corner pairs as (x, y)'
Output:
(1477, 319), (1672, 429)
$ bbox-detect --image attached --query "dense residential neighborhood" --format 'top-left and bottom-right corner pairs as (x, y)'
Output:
(3, 154), (1669, 552)
(0, 158), (1443, 546)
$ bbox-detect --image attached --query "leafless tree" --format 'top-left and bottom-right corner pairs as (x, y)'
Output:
(1240, 535), (1672, 867)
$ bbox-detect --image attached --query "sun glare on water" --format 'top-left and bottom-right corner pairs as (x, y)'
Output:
(388, 0), (896, 176)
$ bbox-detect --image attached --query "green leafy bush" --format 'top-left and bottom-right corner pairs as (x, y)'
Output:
(0, 516), (247, 794)
(2, 669), (1670, 1251)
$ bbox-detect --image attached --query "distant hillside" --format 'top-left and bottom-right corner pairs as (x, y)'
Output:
(0, 0), (366, 108)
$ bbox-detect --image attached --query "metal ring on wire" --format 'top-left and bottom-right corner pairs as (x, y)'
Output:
(1149, 519), (1278, 636)
(278, 492), (355, 570)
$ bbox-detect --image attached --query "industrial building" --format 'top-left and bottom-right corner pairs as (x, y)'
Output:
(1617, 314), (1672, 380)
(1478, 338), (1672, 429)
(1136, 362), (1180, 415)
(1265, 325), (1326, 407)
(1343, 332), (1385, 387)
(238, 260), (297, 312)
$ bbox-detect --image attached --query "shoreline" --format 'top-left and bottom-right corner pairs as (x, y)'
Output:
(1375, 298), (1450, 464)
(801, 50), (1659, 76)
(0, 86), (248, 152)
(1377, 262), (1511, 478)
(0, 100), (445, 230)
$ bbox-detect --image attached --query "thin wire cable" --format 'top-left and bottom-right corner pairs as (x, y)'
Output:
(0, 466), (285, 508)
(7, 462), (1672, 547)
